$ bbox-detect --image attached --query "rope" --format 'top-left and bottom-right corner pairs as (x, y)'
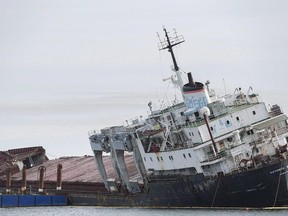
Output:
(211, 174), (222, 207)
(273, 160), (283, 207)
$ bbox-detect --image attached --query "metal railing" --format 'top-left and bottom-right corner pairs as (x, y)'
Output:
(200, 150), (227, 163)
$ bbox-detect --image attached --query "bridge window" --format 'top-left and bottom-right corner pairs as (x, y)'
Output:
(188, 153), (191, 157)
(150, 157), (153, 162)
(253, 111), (256, 115)
(236, 116), (239, 121)
(183, 154), (186, 158)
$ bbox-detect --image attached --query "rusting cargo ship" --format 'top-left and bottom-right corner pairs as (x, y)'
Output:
(70, 28), (288, 208)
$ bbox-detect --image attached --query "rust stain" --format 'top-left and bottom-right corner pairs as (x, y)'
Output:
(10, 154), (140, 182)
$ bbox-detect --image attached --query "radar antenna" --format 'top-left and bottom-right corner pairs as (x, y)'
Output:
(157, 28), (185, 71)
(157, 27), (185, 91)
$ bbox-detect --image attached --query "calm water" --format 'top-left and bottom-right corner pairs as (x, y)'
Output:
(0, 207), (288, 216)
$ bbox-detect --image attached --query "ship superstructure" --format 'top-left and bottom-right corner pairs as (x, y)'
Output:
(85, 28), (288, 207)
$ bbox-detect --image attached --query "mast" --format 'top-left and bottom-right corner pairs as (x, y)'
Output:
(158, 27), (185, 90)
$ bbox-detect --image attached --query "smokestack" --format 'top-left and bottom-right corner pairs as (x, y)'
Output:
(187, 72), (195, 86)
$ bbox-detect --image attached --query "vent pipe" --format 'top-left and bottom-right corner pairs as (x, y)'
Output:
(21, 165), (27, 193)
(5, 168), (11, 194)
(56, 164), (63, 191)
(38, 166), (46, 193)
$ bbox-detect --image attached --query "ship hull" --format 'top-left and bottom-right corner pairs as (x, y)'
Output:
(69, 159), (288, 208)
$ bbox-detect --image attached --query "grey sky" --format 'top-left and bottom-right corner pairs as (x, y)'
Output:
(0, 1), (288, 157)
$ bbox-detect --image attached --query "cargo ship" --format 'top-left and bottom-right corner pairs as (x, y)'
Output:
(70, 28), (288, 208)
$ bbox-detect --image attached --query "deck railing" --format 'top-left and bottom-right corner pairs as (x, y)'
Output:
(200, 150), (227, 163)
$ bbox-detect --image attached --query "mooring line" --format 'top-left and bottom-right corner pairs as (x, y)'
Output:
(211, 174), (221, 207)
(273, 160), (284, 207)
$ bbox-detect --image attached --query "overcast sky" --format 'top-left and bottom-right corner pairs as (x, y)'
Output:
(0, 0), (288, 157)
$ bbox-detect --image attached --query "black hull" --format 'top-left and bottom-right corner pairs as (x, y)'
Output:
(69, 159), (288, 208)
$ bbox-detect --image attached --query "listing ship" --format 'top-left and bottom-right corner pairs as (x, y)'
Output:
(70, 28), (288, 208)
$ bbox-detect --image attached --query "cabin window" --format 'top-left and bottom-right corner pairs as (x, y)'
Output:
(161, 156), (163, 161)
(167, 115), (171, 121)
(183, 154), (186, 158)
(144, 157), (146, 161)
(286, 137), (288, 143)
(246, 153), (249, 157)
(227, 137), (233, 142)
(157, 157), (160, 161)
(188, 153), (191, 158)
(236, 116), (240, 121)
(253, 111), (256, 115)
(169, 156), (174, 160)
(210, 127), (214, 131)
(247, 130), (254, 135)
(192, 132), (194, 136)
(226, 120), (230, 125)
(150, 157), (153, 162)
(219, 140), (225, 149)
